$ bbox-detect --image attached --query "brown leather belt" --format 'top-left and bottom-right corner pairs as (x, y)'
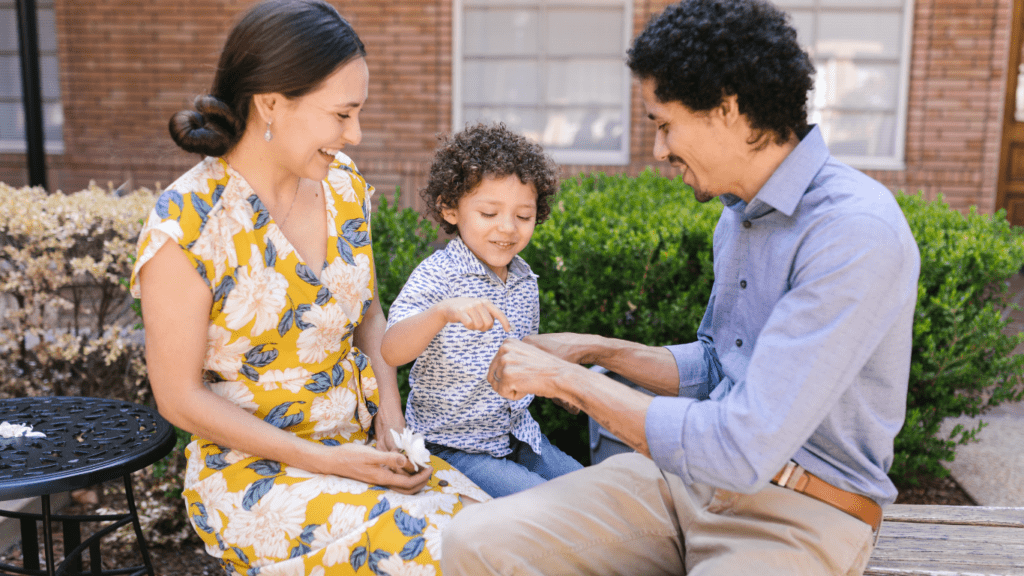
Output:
(771, 461), (882, 534)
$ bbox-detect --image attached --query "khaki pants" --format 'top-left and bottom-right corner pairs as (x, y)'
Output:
(442, 453), (875, 576)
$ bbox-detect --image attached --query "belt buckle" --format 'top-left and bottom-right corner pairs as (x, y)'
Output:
(775, 461), (805, 490)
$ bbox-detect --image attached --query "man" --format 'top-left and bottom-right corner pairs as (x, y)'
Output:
(442, 0), (920, 574)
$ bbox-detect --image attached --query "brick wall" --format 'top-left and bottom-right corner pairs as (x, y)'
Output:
(0, 0), (1014, 217)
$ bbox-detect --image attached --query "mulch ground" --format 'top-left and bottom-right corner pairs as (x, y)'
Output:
(0, 472), (976, 574)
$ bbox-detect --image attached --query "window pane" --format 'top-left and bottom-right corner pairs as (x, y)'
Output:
(463, 60), (540, 105)
(464, 105), (546, 142)
(817, 12), (902, 59)
(0, 55), (19, 98)
(786, 9), (814, 49)
(37, 8), (56, 52)
(0, 7), (17, 51)
(541, 106), (624, 151)
(0, 101), (22, 140)
(814, 110), (897, 157)
(40, 54), (59, 98)
(546, 60), (623, 106)
(547, 9), (623, 56)
(44, 100), (62, 140)
(464, 8), (539, 56)
(810, 60), (899, 111)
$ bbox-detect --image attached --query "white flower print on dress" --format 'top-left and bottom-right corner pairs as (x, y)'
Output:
(257, 557), (306, 576)
(223, 245), (289, 337)
(433, 468), (492, 503)
(207, 381), (258, 414)
(320, 253), (372, 324)
(377, 554), (437, 576)
(311, 502), (369, 545)
(190, 178), (253, 282)
(295, 303), (349, 364)
(204, 325), (250, 379)
(189, 474), (232, 533)
(383, 490), (460, 519)
(423, 513), (449, 561)
(310, 385), (360, 439)
(223, 483), (306, 560)
(263, 224), (297, 261)
(327, 164), (358, 204)
(319, 528), (365, 567)
(258, 367), (311, 393)
(283, 468), (371, 499)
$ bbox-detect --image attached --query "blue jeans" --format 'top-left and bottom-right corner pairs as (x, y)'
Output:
(428, 435), (583, 498)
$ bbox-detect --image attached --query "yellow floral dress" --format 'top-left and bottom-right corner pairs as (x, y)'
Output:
(130, 155), (489, 576)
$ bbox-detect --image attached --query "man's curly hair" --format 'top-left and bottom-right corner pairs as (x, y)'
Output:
(627, 0), (814, 146)
(421, 123), (559, 236)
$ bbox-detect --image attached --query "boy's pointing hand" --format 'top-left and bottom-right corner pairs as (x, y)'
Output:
(440, 297), (512, 332)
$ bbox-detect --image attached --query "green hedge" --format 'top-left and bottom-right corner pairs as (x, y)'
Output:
(371, 173), (1024, 485)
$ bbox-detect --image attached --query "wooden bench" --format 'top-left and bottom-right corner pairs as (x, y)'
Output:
(866, 505), (1024, 575)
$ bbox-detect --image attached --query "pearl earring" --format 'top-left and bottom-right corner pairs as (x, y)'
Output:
(264, 121), (273, 142)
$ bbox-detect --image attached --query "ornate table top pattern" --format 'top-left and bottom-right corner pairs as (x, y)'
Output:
(0, 397), (176, 500)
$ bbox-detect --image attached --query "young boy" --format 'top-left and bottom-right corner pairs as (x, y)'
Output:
(380, 123), (582, 497)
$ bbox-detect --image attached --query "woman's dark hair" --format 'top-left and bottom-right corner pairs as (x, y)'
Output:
(627, 0), (814, 146)
(169, 0), (366, 156)
(421, 123), (560, 236)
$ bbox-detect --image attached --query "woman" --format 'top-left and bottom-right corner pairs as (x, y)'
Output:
(131, 1), (488, 574)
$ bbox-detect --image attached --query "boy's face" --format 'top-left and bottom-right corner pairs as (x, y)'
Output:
(442, 175), (538, 282)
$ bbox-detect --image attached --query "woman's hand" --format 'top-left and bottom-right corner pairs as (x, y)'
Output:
(373, 403), (407, 453)
(438, 297), (512, 332)
(329, 442), (433, 494)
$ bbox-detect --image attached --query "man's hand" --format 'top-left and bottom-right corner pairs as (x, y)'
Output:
(487, 338), (575, 402)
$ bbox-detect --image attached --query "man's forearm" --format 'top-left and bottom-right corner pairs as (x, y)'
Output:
(557, 363), (656, 456)
(585, 336), (680, 397)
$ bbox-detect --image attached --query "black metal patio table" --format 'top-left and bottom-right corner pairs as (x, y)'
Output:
(0, 397), (176, 576)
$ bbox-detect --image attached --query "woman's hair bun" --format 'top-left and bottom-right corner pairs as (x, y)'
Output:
(168, 95), (243, 156)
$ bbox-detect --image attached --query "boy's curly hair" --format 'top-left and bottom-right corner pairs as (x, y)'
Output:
(627, 0), (814, 146)
(420, 123), (559, 236)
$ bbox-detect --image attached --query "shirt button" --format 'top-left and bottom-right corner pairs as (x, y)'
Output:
(739, 280), (747, 288)
(736, 339), (743, 347)
(742, 220), (752, 228)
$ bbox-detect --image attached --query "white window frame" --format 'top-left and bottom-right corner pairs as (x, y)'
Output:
(453, 0), (632, 166)
(781, 0), (915, 171)
(0, 0), (64, 154)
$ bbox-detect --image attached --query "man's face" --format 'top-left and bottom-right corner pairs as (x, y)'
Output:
(640, 78), (733, 203)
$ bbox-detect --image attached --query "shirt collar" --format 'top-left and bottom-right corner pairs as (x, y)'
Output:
(719, 125), (830, 218)
(444, 236), (536, 284)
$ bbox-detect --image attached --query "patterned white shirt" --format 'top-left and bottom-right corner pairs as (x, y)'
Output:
(386, 237), (544, 457)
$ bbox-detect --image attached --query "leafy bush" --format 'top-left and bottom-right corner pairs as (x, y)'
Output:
(0, 182), (153, 401)
(894, 193), (1024, 482)
(371, 190), (440, 401)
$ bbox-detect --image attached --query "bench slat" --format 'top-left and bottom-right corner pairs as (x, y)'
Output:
(866, 505), (1024, 576)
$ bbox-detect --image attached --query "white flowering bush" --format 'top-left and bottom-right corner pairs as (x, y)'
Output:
(0, 181), (156, 401)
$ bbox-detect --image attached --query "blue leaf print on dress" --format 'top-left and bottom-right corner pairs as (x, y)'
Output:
(295, 263), (321, 286)
(331, 363), (345, 387)
(300, 524), (319, 544)
(315, 286), (331, 305)
(369, 498), (390, 520)
(214, 276), (235, 305)
(305, 372), (331, 393)
(192, 195), (212, 224)
(242, 477), (276, 511)
(205, 453), (230, 470)
(368, 549), (392, 575)
(265, 239), (277, 268)
(320, 438), (340, 447)
(264, 401), (305, 429)
(195, 261), (209, 285)
(245, 459), (281, 477)
(254, 209), (270, 230)
(289, 543), (311, 559)
(399, 537), (425, 561)
(353, 351), (369, 372)
(233, 547), (249, 565)
(245, 344), (278, 368)
(247, 194), (263, 212)
(155, 190), (183, 219)
(393, 508), (426, 537)
(190, 502), (213, 533)
(350, 547), (367, 571)
(336, 236), (356, 266)
(246, 567), (261, 576)
(295, 304), (313, 330)
(277, 308), (294, 336)
(211, 184), (225, 206)
(366, 399), (378, 417)
(239, 364), (260, 382)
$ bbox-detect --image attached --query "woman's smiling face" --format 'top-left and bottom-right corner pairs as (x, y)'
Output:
(271, 57), (369, 182)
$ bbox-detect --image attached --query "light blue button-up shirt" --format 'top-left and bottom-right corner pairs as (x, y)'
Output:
(387, 237), (545, 457)
(645, 126), (920, 506)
